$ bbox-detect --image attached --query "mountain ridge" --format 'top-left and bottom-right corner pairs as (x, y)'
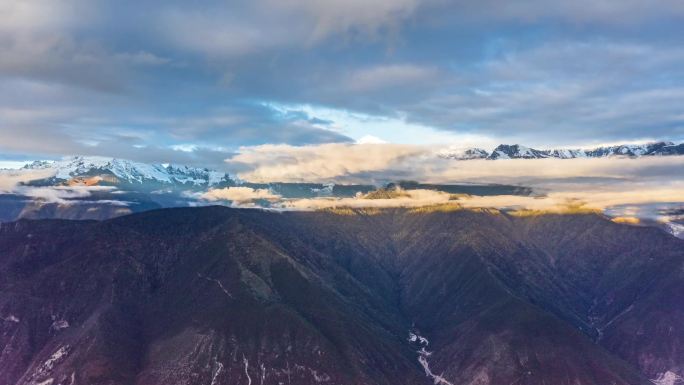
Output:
(1, 206), (682, 385)
(439, 141), (684, 160)
(22, 156), (235, 188)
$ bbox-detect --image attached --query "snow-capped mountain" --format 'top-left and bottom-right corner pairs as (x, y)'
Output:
(23, 156), (233, 188)
(438, 141), (684, 160)
(488, 144), (552, 159)
(585, 141), (683, 157)
(436, 147), (489, 160)
(547, 149), (588, 159)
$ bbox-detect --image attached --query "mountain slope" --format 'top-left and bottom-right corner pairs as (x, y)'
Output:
(2, 207), (683, 384)
(0, 209), (424, 385)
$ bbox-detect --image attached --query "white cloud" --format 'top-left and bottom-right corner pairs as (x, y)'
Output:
(220, 143), (684, 231)
(227, 143), (425, 183)
(281, 188), (455, 210)
(428, 156), (684, 185)
(13, 185), (117, 204)
(200, 187), (281, 204)
(456, 187), (684, 212)
(0, 166), (122, 204)
(356, 135), (387, 144)
(226, 143), (684, 184)
(272, 185), (684, 214)
(0, 161), (31, 169)
(0, 168), (56, 192)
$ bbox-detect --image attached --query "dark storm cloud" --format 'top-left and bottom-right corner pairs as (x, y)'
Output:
(2, 0), (684, 164)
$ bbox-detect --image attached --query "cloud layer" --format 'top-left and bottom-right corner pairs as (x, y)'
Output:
(226, 143), (684, 185)
(0, 168), (56, 191)
(2, 0), (684, 165)
(0, 167), (122, 204)
(228, 143), (424, 183)
(200, 187), (281, 204)
(216, 143), (684, 232)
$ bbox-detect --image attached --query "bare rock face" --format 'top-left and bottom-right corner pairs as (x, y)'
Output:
(1, 207), (682, 385)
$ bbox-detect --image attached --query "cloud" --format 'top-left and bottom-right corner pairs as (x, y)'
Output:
(2, 0), (684, 162)
(443, 0), (684, 25)
(427, 156), (684, 186)
(281, 188), (456, 210)
(356, 135), (387, 144)
(221, 143), (684, 233)
(0, 165), (122, 204)
(227, 143), (425, 183)
(226, 143), (684, 184)
(200, 187), (281, 204)
(159, 0), (424, 57)
(262, 183), (684, 239)
(345, 65), (440, 92)
(271, 185), (684, 214)
(0, 168), (56, 191)
(0, 84), (352, 168)
(268, 0), (423, 40)
(456, 187), (684, 213)
(0, 167), (121, 204)
(395, 41), (684, 146)
(12, 185), (118, 204)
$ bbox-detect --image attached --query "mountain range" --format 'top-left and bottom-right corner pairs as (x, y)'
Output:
(438, 141), (684, 160)
(14, 141), (684, 189)
(9, 140), (684, 193)
(0, 207), (682, 385)
(0, 156), (535, 223)
(22, 156), (235, 190)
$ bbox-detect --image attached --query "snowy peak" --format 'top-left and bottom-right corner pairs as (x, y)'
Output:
(586, 141), (679, 157)
(23, 156), (233, 187)
(546, 149), (585, 159)
(437, 147), (489, 160)
(488, 144), (551, 159)
(438, 141), (684, 160)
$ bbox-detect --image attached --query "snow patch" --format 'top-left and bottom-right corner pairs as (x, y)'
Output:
(259, 363), (266, 385)
(210, 359), (224, 385)
(43, 346), (69, 371)
(409, 331), (453, 385)
(311, 183), (334, 196)
(1, 314), (20, 323)
(243, 356), (252, 385)
(666, 222), (684, 239)
(197, 273), (232, 299)
(651, 371), (683, 385)
(29, 345), (70, 385)
(309, 368), (331, 383)
(50, 319), (69, 332)
(409, 331), (429, 346)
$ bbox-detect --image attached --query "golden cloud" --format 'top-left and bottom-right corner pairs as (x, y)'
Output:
(201, 187), (281, 204)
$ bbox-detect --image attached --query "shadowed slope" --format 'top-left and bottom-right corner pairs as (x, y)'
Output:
(1, 207), (682, 384)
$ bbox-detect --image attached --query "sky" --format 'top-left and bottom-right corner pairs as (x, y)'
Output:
(2, 0), (684, 170)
